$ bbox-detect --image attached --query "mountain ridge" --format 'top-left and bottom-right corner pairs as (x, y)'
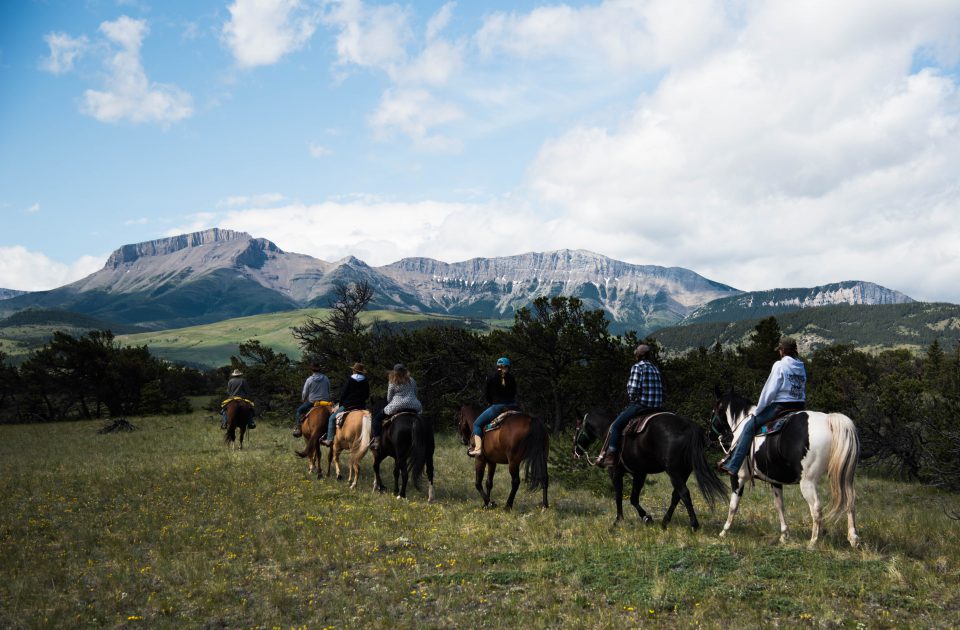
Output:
(0, 228), (916, 333)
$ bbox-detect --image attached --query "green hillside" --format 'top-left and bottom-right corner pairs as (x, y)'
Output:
(117, 308), (492, 367)
(653, 302), (960, 355)
(0, 309), (145, 362)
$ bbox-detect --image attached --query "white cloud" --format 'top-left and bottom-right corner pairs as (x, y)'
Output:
(0, 247), (104, 292)
(369, 88), (463, 152)
(426, 2), (456, 42)
(223, 0), (320, 68)
(325, 0), (411, 76)
(81, 16), (193, 125)
(308, 142), (332, 157)
(217, 193), (286, 208)
(26, 203), (40, 214)
(40, 32), (89, 74)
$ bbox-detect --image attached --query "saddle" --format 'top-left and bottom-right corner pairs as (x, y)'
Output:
(482, 407), (522, 433)
(382, 409), (419, 432)
(623, 409), (666, 436)
(756, 409), (804, 437)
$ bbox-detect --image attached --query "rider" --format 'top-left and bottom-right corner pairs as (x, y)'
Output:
(718, 337), (807, 477)
(468, 357), (517, 457)
(292, 362), (333, 437)
(595, 344), (662, 467)
(321, 362), (370, 447)
(370, 363), (423, 452)
(222, 368), (255, 429)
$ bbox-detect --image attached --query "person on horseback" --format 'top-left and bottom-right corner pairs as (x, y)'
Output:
(321, 362), (370, 447)
(469, 357), (518, 457)
(292, 362), (333, 437)
(370, 363), (423, 452)
(718, 337), (807, 477)
(221, 368), (255, 429)
(595, 344), (663, 467)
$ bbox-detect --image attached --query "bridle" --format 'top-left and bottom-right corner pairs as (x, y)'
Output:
(572, 414), (595, 461)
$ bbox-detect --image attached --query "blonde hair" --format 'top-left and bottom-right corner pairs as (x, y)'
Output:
(389, 366), (411, 385)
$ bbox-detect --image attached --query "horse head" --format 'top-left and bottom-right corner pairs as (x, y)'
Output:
(456, 404), (478, 445)
(572, 410), (611, 460)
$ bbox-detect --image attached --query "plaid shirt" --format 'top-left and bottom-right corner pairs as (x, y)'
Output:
(626, 360), (663, 408)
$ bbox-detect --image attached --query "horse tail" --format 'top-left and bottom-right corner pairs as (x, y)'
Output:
(360, 410), (372, 452)
(408, 414), (434, 491)
(522, 415), (549, 492)
(295, 419), (322, 460)
(222, 402), (235, 444)
(825, 413), (859, 520)
(690, 425), (727, 509)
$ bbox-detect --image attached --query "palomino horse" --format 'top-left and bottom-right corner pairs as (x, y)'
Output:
(574, 410), (727, 528)
(372, 411), (436, 501)
(223, 398), (253, 450)
(326, 409), (373, 488)
(710, 388), (860, 547)
(456, 404), (549, 510)
(295, 404), (334, 478)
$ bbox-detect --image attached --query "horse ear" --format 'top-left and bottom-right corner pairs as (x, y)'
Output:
(713, 384), (723, 399)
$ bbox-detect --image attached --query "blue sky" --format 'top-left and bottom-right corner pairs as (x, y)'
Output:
(2, 0), (960, 303)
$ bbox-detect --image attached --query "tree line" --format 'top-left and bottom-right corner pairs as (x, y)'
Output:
(2, 283), (958, 491)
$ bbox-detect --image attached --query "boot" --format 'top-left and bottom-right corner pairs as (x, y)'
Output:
(220, 413), (227, 430)
(467, 435), (483, 457)
(369, 436), (380, 451)
(292, 419), (303, 437)
(248, 417), (256, 429)
(594, 448), (617, 468)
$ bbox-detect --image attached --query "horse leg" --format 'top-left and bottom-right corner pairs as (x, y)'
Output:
(426, 453), (435, 504)
(798, 478), (822, 548)
(667, 474), (698, 530)
(475, 460), (490, 507)
(239, 426), (244, 450)
(610, 467), (626, 524)
(628, 473), (653, 524)
(504, 461), (521, 510)
(847, 506), (860, 548)
(372, 452), (385, 492)
(719, 480), (746, 539)
(484, 463), (497, 508)
(394, 457), (405, 499)
(772, 483), (791, 544)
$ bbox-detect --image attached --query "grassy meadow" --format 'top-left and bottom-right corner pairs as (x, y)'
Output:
(1, 410), (958, 629)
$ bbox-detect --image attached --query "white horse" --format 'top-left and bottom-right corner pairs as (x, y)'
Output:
(710, 389), (860, 548)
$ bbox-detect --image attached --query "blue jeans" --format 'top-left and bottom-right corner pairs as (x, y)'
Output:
(473, 404), (512, 436)
(295, 401), (315, 424)
(327, 406), (343, 441)
(607, 403), (653, 451)
(724, 402), (805, 473)
(372, 410), (387, 438)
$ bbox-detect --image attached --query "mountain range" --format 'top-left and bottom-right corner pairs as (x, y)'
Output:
(0, 228), (915, 334)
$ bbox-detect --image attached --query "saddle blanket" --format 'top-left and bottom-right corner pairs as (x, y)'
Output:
(482, 408), (523, 433)
(623, 410), (667, 436)
(220, 396), (255, 410)
(333, 409), (367, 428)
(382, 409), (419, 431)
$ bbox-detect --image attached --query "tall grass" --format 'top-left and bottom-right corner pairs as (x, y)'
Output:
(1, 411), (958, 628)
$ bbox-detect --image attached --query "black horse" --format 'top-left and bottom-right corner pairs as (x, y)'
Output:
(372, 411), (436, 501)
(574, 410), (727, 528)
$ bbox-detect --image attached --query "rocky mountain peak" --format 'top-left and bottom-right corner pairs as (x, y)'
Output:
(105, 228), (260, 268)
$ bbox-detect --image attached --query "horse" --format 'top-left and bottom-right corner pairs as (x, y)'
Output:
(456, 404), (549, 510)
(223, 398), (253, 450)
(574, 409), (727, 529)
(710, 388), (860, 548)
(325, 409), (373, 488)
(295, 404), (334, 478)
(372, 411), (436, 502)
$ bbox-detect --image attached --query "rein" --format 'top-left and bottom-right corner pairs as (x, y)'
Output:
(572, 419), (595, 461)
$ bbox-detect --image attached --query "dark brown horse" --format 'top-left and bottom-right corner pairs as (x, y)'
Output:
(573, 410), (726, 529)
(372, 411), (436, 501)
(456, 404), (549, 510)
(295, 404), (334, 478)
(223, 399), (254, 450)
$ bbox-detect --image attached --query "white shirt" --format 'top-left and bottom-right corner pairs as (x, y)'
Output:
(756, 355), (806, 412)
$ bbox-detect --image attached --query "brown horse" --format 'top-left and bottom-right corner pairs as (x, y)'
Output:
(326, 409), (373, 488)
(223, 399), (253, 450)
(456, 404), (549, 510)
(295, 404), (334, 478)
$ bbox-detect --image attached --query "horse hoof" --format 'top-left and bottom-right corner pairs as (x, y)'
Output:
(719, 530), (728, 538)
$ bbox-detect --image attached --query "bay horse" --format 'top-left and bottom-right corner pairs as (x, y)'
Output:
(326, 409), (373, 488)
(456, 404), (549, 510)
(710, 388), (860, 547)
(295, 404), (334, 478)
(574, 410), (726, 528)
(372, 411), (435, 502)
(223, 398), (253, 450)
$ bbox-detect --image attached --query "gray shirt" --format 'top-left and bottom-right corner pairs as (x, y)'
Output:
(227, 377), (249, 397)
(384, 378), (422, 415)
(301, 372), (331, 403)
